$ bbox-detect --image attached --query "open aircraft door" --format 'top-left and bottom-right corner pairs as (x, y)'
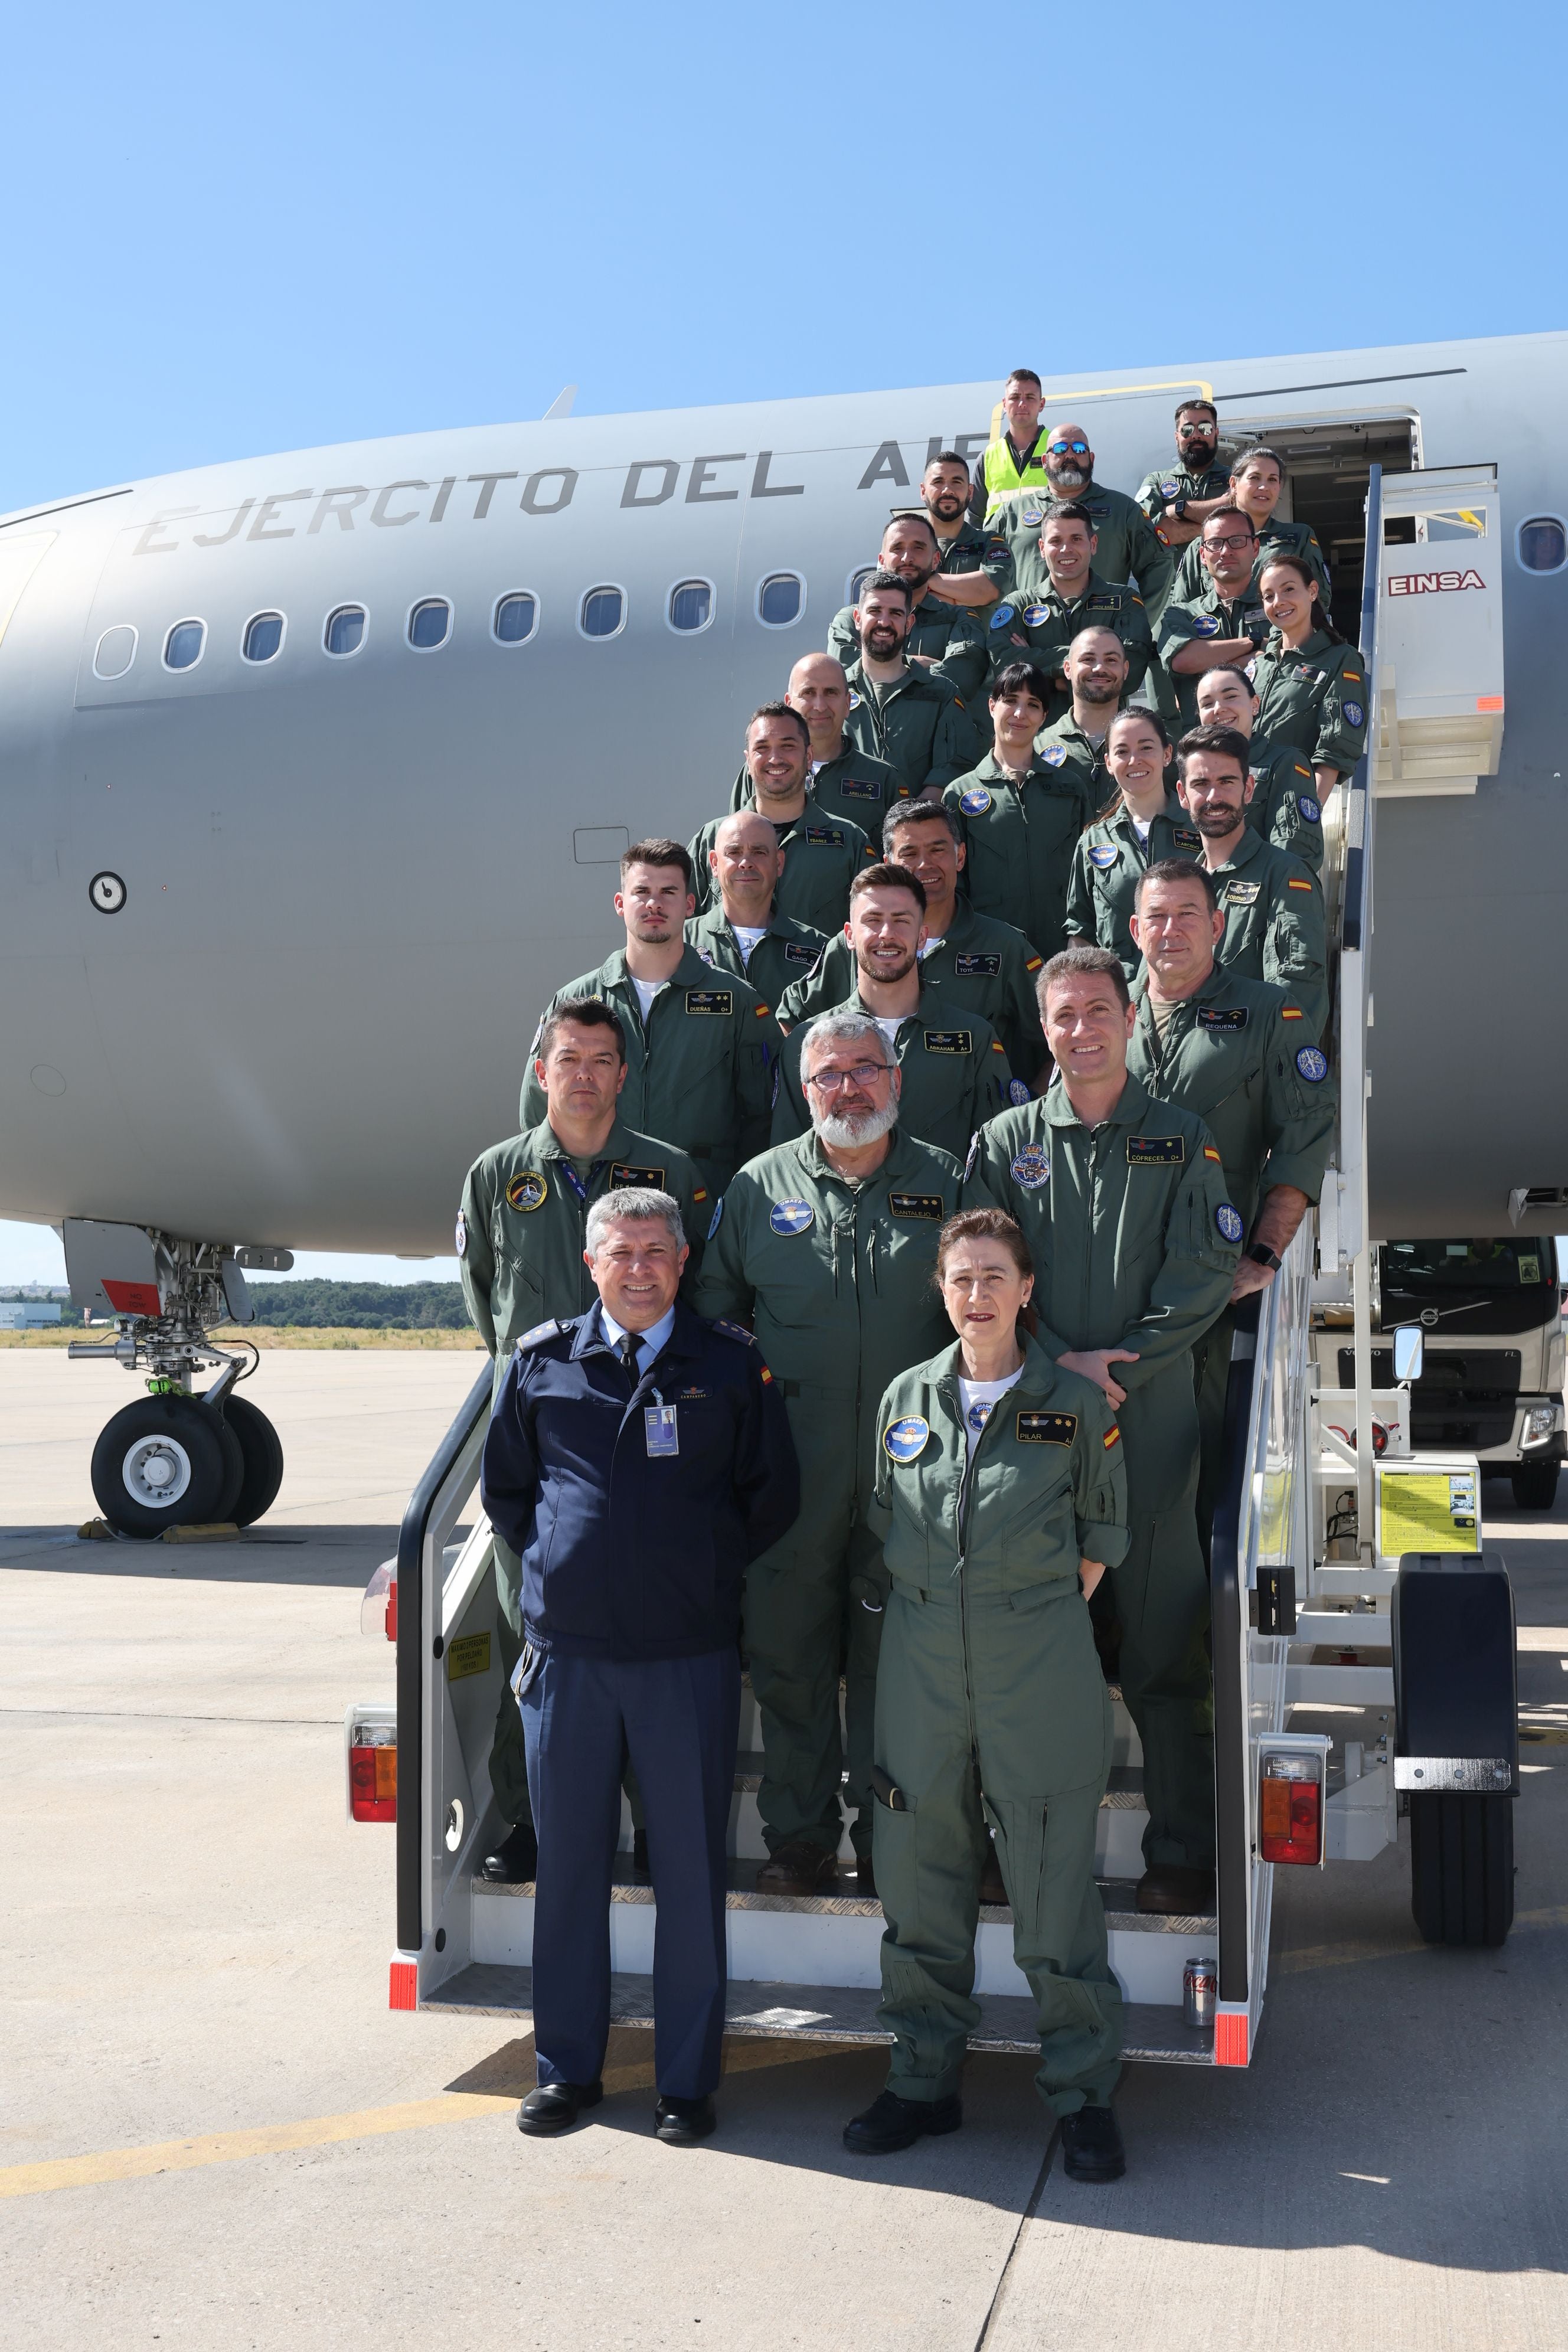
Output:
(1374, 463), (1503, 798)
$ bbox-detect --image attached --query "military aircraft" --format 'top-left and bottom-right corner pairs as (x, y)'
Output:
(3, 331), (1563, 1527)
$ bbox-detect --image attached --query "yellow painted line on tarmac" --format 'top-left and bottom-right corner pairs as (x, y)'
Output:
(0, 2033), (828, 2202)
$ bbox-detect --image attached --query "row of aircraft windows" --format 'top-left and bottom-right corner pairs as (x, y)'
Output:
(90, 571), (824, 681)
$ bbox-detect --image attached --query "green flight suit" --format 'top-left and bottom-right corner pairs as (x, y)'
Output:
(1174, 515), (1332, 612)
(690, 799), (874, 935)
(1157, 580), (1270, 730)
(868, 1336), (1128, 2114)
(694, 1127), (962, 1860)
(944, 750), (1099, 962)
(842, 658), (981, 796)
(829, 593), (989, 704)
(995, 481), (1175, 613)
(726, 743), (910, 831)
(772, 986), (1020, 1161)
(1033, 711), (1116, 813)
(964, 1074), (1240, 1869)
(1135, 458), (1232, 525)
(1063, 797), (1203, 976)
(458, 1116), (710, 1827)
(779, 901), (1048, 1084)
(1252, 629), (1369, 779)
(982, 571), (1154, 719)
(1244, 744), (1325, 874)
(1205, 827), (1328, 1041)
(1128, 962), (1335, 1547)
(684, 902), (826, 1010)
(518, 944), (782, 1198)
(935, 517), (1015, 599)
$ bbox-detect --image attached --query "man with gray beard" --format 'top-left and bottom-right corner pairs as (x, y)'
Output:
(694, 1011), (963, 1894)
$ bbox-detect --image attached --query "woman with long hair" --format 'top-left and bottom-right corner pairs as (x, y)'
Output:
(1063, 707), (1201, 974)
(1252, 552), (1369, 801)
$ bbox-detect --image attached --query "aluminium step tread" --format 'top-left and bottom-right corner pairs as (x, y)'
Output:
(420, 1962), (1214, 2066)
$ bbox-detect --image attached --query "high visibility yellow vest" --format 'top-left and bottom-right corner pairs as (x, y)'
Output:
(982, 433), (1051, 521)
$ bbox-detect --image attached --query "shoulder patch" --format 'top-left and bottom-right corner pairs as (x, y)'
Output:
(1040, 744), (1067, 768)
(925, 1030), (974, 1055)
(1215, 1203), (1244, 1244)
(1342, 700), (1365, 729)
(1286, 877), (1314, 893)
(1103, 1423), (1122, 1449)
(1016, 1410), (1076, 1446)
(1010, 1144), (1049, 1190)
(1280, 1005), (1305, 1021)
(1088, 844), (1118, 869)
(454, 1209), (466, 1257)
(1128, 1133), (1186, 1165)
(1295, 1045), (1329, 1083)
(963, 1131), (981, 1182)
(1007, 1079), (1030, 1105)
(989, 605), (1016, 632)
(1298, 795), (1321, 822)
(959, 786), (993, 815)
(710, 1318), (755, 1346)
(706, 1195), (724, 1239)
(515, 1319), (561, 1353)
(888, 1191), (945, 1221)
(1203, 1145), (1222, 1162)
(883, 1414), (931, 1464)
(1025, 955), (1044, 973)
(1197, 1007), (1249, 1031)
(684, 988), (734, 1016)
(505, 1171), (548, 1213)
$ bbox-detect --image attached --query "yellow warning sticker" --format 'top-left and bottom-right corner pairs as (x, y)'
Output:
(446, 1632), (493, 1682)
(1378, 1469), (1480, 1559)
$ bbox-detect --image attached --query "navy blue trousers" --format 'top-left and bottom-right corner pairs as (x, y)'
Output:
(518, 1645), (740, 2101)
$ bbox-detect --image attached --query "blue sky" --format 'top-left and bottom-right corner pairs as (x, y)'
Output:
(3, 0), (1564, 1283)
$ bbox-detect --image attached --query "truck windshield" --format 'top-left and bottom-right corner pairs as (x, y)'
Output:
(1385, 1240), (1556, 1291)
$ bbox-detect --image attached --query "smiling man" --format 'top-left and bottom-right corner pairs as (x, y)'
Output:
(963, 943), (1239, 1915)
(828, 515), (989, 701)
(992, 419), (1174, 611)
(691, 704), (875, 935)
(685, 811), (827, 1004)
(1174, 725), (1328, 1038)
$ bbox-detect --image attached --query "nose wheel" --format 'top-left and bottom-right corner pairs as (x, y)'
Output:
(91, 1396), (244, 1538)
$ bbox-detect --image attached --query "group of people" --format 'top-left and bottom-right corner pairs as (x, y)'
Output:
(460, 373), (1349, 2178)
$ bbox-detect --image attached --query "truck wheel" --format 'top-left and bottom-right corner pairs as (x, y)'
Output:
(220, 1394), (285, 1525)
(1409, 1791), (1514, 1947)
(1510, 1462), (1559, 1511)
(91, 1396), (231, 1538)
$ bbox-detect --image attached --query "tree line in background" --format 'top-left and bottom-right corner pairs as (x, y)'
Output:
(237, 1279), (474, 1329)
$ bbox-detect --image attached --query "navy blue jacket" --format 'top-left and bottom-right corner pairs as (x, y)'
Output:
(481, 1299), (800, 1662)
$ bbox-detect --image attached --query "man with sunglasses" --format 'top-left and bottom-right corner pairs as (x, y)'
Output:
(1136, 401), (1234, 553)
(695, 1007), (963, 1894)
(982, 500), (1154, 720)
(992, 420), (1174, 615)
(1158, 505), (1273, 730)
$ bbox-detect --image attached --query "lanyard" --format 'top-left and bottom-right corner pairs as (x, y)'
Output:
(556, 1158), (606, 1206)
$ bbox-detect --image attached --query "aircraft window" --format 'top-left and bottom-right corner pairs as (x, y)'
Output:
(846, 565), (877, 606)
(408, 597), (452, 651)
(325, 604), (367, 658)
(164, 619), (206, 671)
(758, 572), (804, 628)
(668, 579), (714, 633)
(494, 592), (538, 645)
(580, 585), (625, 639)
(93, 625), (137, 680)
(243, 611), (285, 664)
(1517, 515), (1567, 574)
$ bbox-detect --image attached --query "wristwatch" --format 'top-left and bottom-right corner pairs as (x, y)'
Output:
(1172, 496), (1188, 519)
(1246, 1242), (1282, 1270)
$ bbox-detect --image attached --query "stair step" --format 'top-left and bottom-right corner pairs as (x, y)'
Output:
(422, 1962), (1215, 2067)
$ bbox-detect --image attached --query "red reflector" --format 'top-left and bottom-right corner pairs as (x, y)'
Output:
(385, 1577), (398, 1642)
(1214, 2010), (1249, 2067)
(388, 1960), (417, 2011)
(349, 1732), (397, 1822)
(1476, 695), (1503, 712)
(1260, 1763), (1321, 1864)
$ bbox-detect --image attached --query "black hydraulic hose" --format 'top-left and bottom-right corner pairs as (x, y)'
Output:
(396, 1364), (495, 1955)
(1209, 1290), (1263, 2006)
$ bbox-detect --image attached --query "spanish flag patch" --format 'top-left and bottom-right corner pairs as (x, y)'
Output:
(755, 1003), (772, 1017)
(1026, 955), (1044, 973)
(991, 1039), (1007, 1054)
(692, 1188), (708, 1203)
(1103, 1425), (1122, 1449)
(1281, 1007), (1304, 1020)
(760, 1365), (773, 1384)
(1286, 878), (1313, 891)
(1204, 1146), (1221, 1163)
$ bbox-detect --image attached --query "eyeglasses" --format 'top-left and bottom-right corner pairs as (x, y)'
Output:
(1047, 440), (1089, 456)
(1177, 422), (1216, 437)
(1204, 531), (1256, 554)
(803, 1063), (890, 1092)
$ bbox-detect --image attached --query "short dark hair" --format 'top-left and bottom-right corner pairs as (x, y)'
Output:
(884, 511), (939, 547)
(1176, 399), (1218, 426)
(1066, 623), (1126, 661)
(990, 659), (1052, 708)
(1230, 444), (1283, 480)
(621, 837), (694, 890)
(747, 698), (811, 749)
(1177, 723), (1251, 779)
(1005, 368), (1043, 392)
(1038, 943), (1131, 1015)
(1040, 498), (1095, 534)
(883, 800), (961, 853)
(850, 860), (927, 914)
(1135, 858), (1219, 915)
(857, 568), (913, 608)
(936, 1207), (1033, 1285)
(538, 997), (628, 1066)
(925, 450), (972, 476)
(1201, 501), (1256, 540)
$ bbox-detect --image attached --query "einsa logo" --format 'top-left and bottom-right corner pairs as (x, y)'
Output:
(1386, 569), (1485, 596)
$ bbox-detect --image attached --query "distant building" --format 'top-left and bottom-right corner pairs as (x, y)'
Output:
(0, 1301), (62, 1328)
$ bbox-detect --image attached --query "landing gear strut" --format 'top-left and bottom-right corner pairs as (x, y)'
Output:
(64, 1222), (289, 1540)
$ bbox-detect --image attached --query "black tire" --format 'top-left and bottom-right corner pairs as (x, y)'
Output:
(221, 1394), (285, 1525)
(1510, 1462), (1559, 1512)
(91, 1396), (229, 1539)
(1409, 1791), (1514, 1947)
(210, 1410), (246, 1521)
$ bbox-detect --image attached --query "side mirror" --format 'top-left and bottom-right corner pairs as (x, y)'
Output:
(1393, 1326), (1425, 1384)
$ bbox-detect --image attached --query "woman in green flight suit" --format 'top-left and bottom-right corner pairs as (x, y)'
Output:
(1063, 708), (1202, 976)
(841, 1208), (1131, 2183)
(1251, 553), (1370, 801)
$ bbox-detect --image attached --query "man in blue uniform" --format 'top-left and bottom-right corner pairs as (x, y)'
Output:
(482, 1189), (799, 2145)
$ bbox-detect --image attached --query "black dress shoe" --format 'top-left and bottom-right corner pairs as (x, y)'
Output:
(654, 2093), (716, 2144)
(481, 1822), (538, 1884)
(755, 1841), (840, 1894)
(855, 1850), (877, 1900)
(1059, 2102), (1125, 2182)
(842, 2088), (962, 2155)
(517, 2079), (603, 2135)
(1135, 1864), (1216, 1916)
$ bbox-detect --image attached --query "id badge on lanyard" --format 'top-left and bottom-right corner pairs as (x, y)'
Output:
(558, 1159), (603, 1206)
(645, 1400), (679, 1458)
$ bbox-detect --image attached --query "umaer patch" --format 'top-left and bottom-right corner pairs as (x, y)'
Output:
(924, 1030), (974, 1055)
(883, 1415), (931, 1464)
(505, 1171), (548, 1213)
(959, 786), (994, 814)
(953, 952), (1000, 976)
(1191, 615), (1222, 637)
(685, 989), (733, 1016)
(889, 1192), (945, 1220)
(1127, 1134), (1185, 1165)
(1017, 1411), (1076, 1445)
(1295, 1045), (1329, 1083)
(1040, 744), (1067, 767)
(769, 1199), (815, 1236)
(1089, 844), (1118, 868)
(1010, 1145), (1049, 1190)
(1216, 1203), (1244, 1244)
(1197, 1006), (1248, 1031)
(1023, 603), (1051, 626)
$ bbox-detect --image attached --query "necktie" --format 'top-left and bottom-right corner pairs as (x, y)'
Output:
(618, 1332), (641, 1382)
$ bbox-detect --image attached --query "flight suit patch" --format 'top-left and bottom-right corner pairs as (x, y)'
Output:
(769, 1199), (815, 1235)
(805, 826), (846, 847)
(1088, 845), (1118, 869)
(835, 776), (883, 801)
(1127, 1135), (1185, 1164)
(883, 1415), (930, 1463)
(1023, 603), (1052, 626)
(1007, 1079), (1030, 1105)
(609, 1162), (664, 1188)
(706, 1197), (724, 1238)
(953, 953), (1001, 976)
(959, 787), (993, 814)
(1103, 1424), (1122, 1450)
(989, 605), (1017, 632)
(1298, 796), (1321, 822)
(1286, 877), (1314, 893)
(1016, 1411), (1076, 1445)
(685, 989), (733, 1015)
(1223, 881), (1261, 906)
(1280, 1005), (1305, 1021)
(1025, 955), (1043, 973)
(505, 1171), (548, 1213)
(1040, 745), (1067, 767)
(924, 1030), (974, 1054)
(783, 942), (816, 965)
(1295, 1046), (1329, 1083)
(455, 1210), (466, 1257)
(1197, 1007), (1249, 1031)
(1191, 615), (1222, 637)
(889, 1192), (944, 1220)
(1010, 1145), (1048, 1189)
(1171, 827), (1203, 851)
(1203, 1146), (1222, 1163)
(1216, 1203), (1244, 1243)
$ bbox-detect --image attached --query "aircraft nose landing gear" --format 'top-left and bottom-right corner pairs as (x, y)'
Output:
(64, 1221), (289, 1540)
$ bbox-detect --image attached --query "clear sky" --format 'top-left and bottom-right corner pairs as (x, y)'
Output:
(2, 0), (1564, 1283)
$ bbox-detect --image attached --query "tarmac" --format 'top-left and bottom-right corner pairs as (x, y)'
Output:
(2, 1346), (1566, 2350)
